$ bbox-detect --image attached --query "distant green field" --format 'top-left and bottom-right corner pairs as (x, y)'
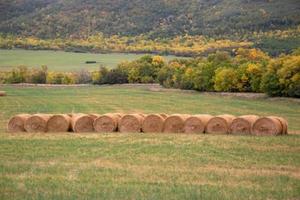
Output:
(0, 49), (182, 71)
(0, 85), (299, 199)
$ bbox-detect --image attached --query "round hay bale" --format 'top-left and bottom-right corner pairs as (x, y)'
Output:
(272, 116), (288, 135)
(184, 114), (213, 134)
(142, 114), (165, 133)
(7, 114), (31, 132)
(71, 114), (95, 133)
(230, 115), (259, 135)
(206, 114), (235, 134)
(163, 114), (189, 133)
(0, 91), (6, 96)
(252, 116), (283, 136)
(24, 114), (51, 133)
(119, 114), (144, 133)
(94, 113), (121, 133)
(47, 114), (71, 132)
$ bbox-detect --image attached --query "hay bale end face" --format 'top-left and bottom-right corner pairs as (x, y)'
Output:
(184, 114), (213, 134)
(94, 113), (121, 133)
(47, 114), (71, 132)
(142, 114), (165, 133)
(0, 91), (6, 96)
(206, 114), (235, 134)
(163, 114), (189, 133)
(230, 115), (259, 135)
(7, 114), (31, 132)
(119, 114), (144, 133)
(272, 116), (288, 135)
(24, 114), (51, 133)
(252, 117), (284, 135)
(71, 114), (95, 133)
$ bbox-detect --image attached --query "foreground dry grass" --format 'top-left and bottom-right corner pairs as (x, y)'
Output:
(0, 133), (299, 199)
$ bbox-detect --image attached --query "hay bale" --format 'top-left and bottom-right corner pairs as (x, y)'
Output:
(230, 115), (259, 135)
(71, 114), (95, 133)
(0, 91), (6, 96)
(184, 114), (213, 134)
(252, 116), (284, 135)
(7, 114), (31, 132)
(272, 116), (288, 135)
(142, 114), (165, 133)
(206, 114), (235, 134)
(163, 114), (189, 133)
(119, 114), (144, 133)
(47, 114), (71, 132)
(24, 114), (51, 133)
(94, 113), (121, 133)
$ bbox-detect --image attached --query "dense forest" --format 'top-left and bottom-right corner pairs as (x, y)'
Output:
(1, 0), (300, 55)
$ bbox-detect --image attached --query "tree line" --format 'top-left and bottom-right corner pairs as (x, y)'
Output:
(0, 48), (299, 97)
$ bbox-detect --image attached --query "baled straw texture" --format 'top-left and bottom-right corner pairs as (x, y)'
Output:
(252, 116), (284, 135)
(94, 113), (121, 133)
(230, 115), (259, 135)
(0, 91), (6, 96)
(47, 114), (71, 132)
(142, 114), (165, 133)
(272, 116), (288, 135)
(163, 114), (190, 133)
(71, 114), (95, 133)
(7, 114), (31, 132)
(206, 114), (235, 134)
(24, 114), (51, 133)
(184, 114), (213, 134)
(119, 114), (144, 133)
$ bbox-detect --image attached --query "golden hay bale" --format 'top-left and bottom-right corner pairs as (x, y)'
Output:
(230, 115), (259, 135)
(7, 114), (31, 132)
(272, 116), (288, 135)
(163, 114), (190, 133)
(252, 116), (284, 135)
(184, 114), (213, 134)
(119, 114), (144, 133)
(24, 114), (52, 133)
(94, 113), (121, 133)
(142, 114), (165, 133)
(47, 114), (71, 132)
(0, 91), (6, 96)
(71, 114), (95, 133)
(206, 114), (235, 134)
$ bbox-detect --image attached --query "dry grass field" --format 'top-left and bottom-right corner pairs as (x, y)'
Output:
(0, 85), (299, 199)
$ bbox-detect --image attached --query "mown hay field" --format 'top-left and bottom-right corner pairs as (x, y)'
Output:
(0, 49), (182, 71)
(0, 85), (299, 199)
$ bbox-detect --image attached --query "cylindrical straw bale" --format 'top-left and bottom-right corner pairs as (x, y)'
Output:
(7, 114), (31, 132)
(47, 114), (71, 132)
(94, 113), (121, 133)
(184, 114), (213, 134)
(24, 114), (51, 133)
(252, 116), (283, 135)
(206, 114), (235, 134)
(119, 114), (144, 133)
(163, 114), (190, 133)
(230, 115), (259, 135)
(142, 114), (165, 133)
(71, 114), (95, 133)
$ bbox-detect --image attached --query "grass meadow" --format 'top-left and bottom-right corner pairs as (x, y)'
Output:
(0, 85), (299, 199)
(0, 49), (181, 71)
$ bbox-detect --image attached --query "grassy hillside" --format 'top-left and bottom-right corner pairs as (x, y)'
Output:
(0, 49), (181, 71)
(1, 0), (299, 39)
(0, 85), (299, 132)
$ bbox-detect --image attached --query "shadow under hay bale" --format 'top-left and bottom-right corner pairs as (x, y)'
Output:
(71, 114), (95, 133)
(0, 91), (6, 96)
(142, 114), (166, 133)
(24, 114), (52, 133)
(119, 114), (144, 133)
(47, 114), (71, 132)
(206, 114), (235, 134)
(230, 115), (259, 135)
(184, 114), (213, 134)
(252, 116), (285, 135)
(163, 114), (190, 133)
(94, 113), (121, 133)
(7, 114), (31, 132)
